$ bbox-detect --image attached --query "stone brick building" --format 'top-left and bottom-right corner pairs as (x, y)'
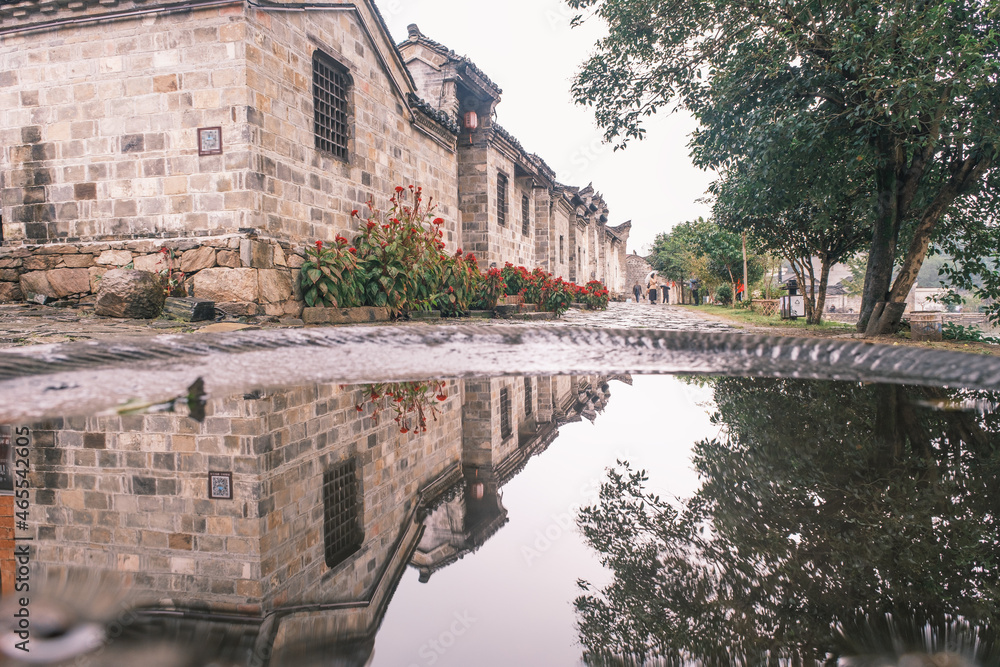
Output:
(14, 373), (623, 661)
(0, 0), (633, 308)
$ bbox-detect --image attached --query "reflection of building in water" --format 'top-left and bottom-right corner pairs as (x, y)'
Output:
(23, 374), (622, 663)
(413, 376), (616, 582)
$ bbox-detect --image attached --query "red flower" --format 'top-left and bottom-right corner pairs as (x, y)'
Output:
(335, 235), (348, 245)
(433, 217), (444, 225)
(367, 220), (377, 230)
(436, 393), (447, 401)
(316, 240), (323, 249)
(351, 209), (359, 217)
(355, 404), (363, 412)
(400, 427), (409, 433)
(349, 247), (357, 255)
(395, 186), (405, 193)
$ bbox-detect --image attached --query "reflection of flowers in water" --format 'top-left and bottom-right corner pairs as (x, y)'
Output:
(351, 380), (448, 434)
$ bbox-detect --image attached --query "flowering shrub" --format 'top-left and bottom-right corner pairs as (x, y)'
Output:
(498, 262), (609, 316)
(501, 263), (531, 297)
(300, 186), (448, 314)
(579, 280), (611, 310)
(300, 236), (359, 308)
(353, 380), (449, 433)
(300, 184), (612, 317)
(471, 266), (506, 310)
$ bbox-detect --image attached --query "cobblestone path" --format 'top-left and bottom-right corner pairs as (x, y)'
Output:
(0, 301), (733, 349)
(555, 302), (736, 332)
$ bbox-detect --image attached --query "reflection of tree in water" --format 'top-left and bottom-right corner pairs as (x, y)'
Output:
(575, 379), (1000, 666)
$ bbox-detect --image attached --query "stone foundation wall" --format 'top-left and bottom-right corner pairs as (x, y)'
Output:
(0, 233), (305, 317)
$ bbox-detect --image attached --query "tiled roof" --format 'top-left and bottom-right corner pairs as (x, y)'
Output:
(402, 24), (503, 95)
(492, 123), (526, 154)
(407, 93), (460, 135)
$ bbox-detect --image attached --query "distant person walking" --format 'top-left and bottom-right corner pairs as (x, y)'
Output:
(661, 283), (670, 305)
(632, 283), (642, 303)
(646, 271), (659, 304)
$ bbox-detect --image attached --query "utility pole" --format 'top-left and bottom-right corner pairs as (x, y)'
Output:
(742, 232), (749, 302)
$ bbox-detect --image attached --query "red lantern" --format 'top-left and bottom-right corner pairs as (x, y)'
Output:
(463, 111), (478, 130)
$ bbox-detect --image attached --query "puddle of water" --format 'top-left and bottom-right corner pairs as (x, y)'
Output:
(0, 337), (998, 665)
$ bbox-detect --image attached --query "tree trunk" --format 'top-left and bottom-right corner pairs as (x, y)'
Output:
(857, 161), (900, 332)
(867, 153), (994, 336)
(811, 256), (832, 325)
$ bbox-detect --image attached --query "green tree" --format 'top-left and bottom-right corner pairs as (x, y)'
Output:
(576, 378), (1000, 665)
(568, 0), (1000, 335)
(651, 218), (763, 305)
(713, 133), (871, 323)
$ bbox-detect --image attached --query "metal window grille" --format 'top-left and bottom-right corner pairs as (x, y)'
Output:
(521, 195), (530, 236)
(313, 51), (349, 161)
(524, 378), (532, 416)
(323, 458), (363, 569)
(497, 174), (508, 227)
(560, 236), (565, 264)
(500, 388), (512, 439)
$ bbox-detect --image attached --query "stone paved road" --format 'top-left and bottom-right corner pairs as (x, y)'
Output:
(555, 301), (736, 332)
(0, 301), (733, 349)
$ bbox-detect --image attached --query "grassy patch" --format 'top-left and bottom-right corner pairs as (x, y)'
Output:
(680, 304), (857, 331)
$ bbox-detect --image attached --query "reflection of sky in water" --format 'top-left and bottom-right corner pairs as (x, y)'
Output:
(371, 376), (716, 667)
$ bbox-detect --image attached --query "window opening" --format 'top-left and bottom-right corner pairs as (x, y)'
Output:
(313, 51), (350, 160)
(323, 458), (363, 568)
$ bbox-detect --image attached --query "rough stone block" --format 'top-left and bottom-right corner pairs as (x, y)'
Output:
(0, 269), (18, 282)
(216, 249), (241, 268)
(273, 244), (287, 267)
(88, 266), (107, 292)
(180, 246), (216, 273)
(257, 269), (293, 303)
(215, 301), (259, 317)
(133, 253), (167, 273)
(301, 307), (330, 324)
(23, 255), (59, 271)
(240, 239), (273, 269)
(193, 268), (259, 303)
(47, 268), (91, 297)
(302, 307), (391, 325)
(163, 297), (215, 322)
(95, 269), (166, 319)
(0, 282), (23, 302)
(20, 271), (55, 298)
(58, 255), (95, 268)
(96, 249), (133, 266)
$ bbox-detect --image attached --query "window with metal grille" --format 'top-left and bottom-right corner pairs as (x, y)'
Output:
(524, 378), (532, 416)
(497, 173), (508, 227)
(559, 235), (565, 264)
(499, 388), (512, 439)
(313, 51), (350, 161)
(323, 458), (363, 569)
(521, 195), (530, 236)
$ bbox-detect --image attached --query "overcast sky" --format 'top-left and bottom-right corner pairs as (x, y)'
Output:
(380, 0), (715, 255)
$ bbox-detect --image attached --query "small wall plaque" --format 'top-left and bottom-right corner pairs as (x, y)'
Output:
(208, 471), (232, 499)
(198, 126), (223, 156)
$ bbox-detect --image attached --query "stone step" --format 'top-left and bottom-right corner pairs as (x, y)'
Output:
(511, 311), (555, 321)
